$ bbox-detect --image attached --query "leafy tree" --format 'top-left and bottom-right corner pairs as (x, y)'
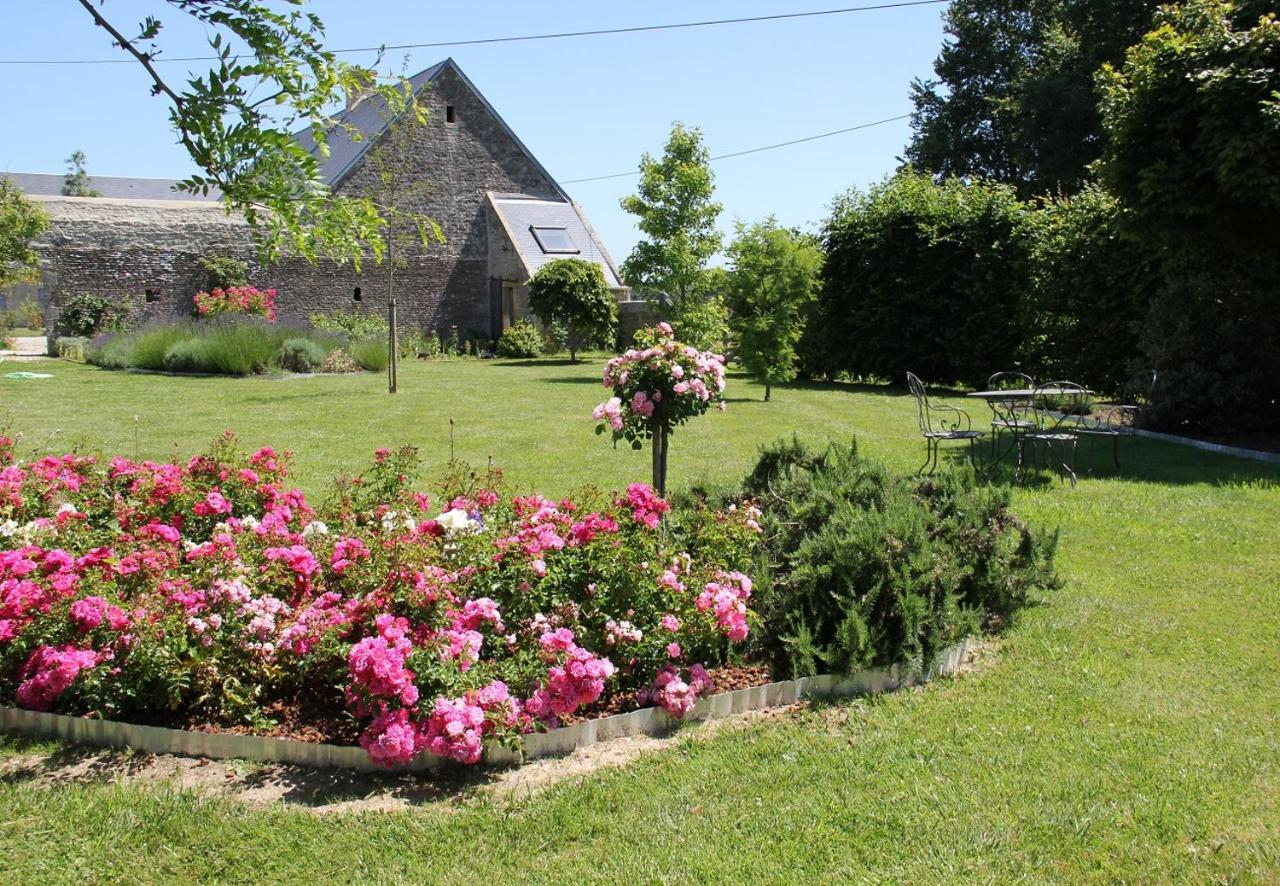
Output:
(805, 169), (1031, 387)
(725, 219), (823, 401)
(1097, 0), (1280, 257)
(1097, 0), (1280, 431)
(0, 179), (50, 290)
(527, 259), (618, 363)
(73, 0), (424, 266)
(619, 122), (723, 329)
(908, 0), (1161, 196)
(359, 111), (444, 393)
(61, 150), (102, 197)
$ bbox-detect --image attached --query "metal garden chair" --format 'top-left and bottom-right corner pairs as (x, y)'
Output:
(1019, 381), (1087, 486)
(985, 370), (1036, 460)
(906, 372), (984, 473)
(1074, 369), (1157, 468)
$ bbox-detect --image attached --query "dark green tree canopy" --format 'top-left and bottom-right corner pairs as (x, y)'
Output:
(1097, 0), (1280, 255)
(907, 0), (1161, 196)
(526, 259), (618, 362)
(725, 218), (823, 401)
(619, 122), (723, 305)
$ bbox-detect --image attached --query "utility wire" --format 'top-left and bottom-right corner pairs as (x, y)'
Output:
(561, 114), (912, 184)
(0, 1), (950, 65)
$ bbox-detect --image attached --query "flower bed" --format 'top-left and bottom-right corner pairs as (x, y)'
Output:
(0, 434), (760, 767)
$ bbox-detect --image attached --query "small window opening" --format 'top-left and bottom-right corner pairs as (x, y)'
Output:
(445, 105), (456, 124)
(353, 286), (363, 303)
(145, 288), (160, 303)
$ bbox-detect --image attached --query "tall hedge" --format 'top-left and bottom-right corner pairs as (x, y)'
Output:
(805, 170), (1031, 387)
(1021, 185), (1158, 395)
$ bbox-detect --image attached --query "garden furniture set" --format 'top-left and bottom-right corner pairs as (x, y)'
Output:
(907, 370), (1157, 485)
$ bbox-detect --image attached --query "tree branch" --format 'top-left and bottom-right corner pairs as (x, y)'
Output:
(75, 0), (184, 108)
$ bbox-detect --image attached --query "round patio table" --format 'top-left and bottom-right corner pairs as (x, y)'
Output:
(966, 387), (1094, 467)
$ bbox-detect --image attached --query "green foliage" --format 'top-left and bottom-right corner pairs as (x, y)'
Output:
(72, 1), (430, 268)
(0, 178), (50, 290)
(496, 320), (546, 358)
(55, 294), (122, 338)
(1098, 0), (1280, 256)
(61, 150), (101, 197)
(309, 309), (388, 339)
(197, 256), (249, 291)
(276, 337), (328, 373)
(1021, 185), (1157, 394)
(15, 299), (43, 331)
(620, 122), (723, 307)
(663, 292), (731, 353)
(526, 259), (618, 362)
(726, 218), (823, 400)
(162, 338), (211, 374)
(1097, 1), (1280, 431)
(55, 337), (89, 362)
(908, 0), (1161, 195)
(743, 440), (1057, 678)
(806, 170), (1031, 387)
(398, 328), (441, 360)
(122, 324), (199, 372)
(349, 337), (389, 372)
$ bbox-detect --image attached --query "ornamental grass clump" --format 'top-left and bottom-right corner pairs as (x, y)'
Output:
(0, 433), (760, 767)
(740, 438), (1058, 678)
(593, 322), (727, 495)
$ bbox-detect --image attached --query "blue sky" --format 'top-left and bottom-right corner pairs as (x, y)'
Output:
(0, 1), (948, 262)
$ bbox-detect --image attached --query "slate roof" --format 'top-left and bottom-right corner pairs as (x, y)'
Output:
(295, 58), (568, 199)
(488, 193), (624, 288)
(3, 172), (219, 202)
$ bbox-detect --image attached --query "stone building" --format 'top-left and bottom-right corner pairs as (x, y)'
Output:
(5, 58), (634, 342)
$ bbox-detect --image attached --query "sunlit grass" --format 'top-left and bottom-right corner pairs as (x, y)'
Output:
(1, 357), (1277, 880)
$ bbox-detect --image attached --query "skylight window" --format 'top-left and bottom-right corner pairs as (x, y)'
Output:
(530, 226), (579, 254)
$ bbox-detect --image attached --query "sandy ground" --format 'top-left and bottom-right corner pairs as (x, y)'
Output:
(0, 642), (995, 815)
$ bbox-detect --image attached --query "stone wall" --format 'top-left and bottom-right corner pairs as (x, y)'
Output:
(37, 63), (567, 345)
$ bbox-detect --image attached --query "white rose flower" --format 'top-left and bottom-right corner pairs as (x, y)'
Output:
(301, 520), (329, 538)
(436, 508), (477, 536)
(0, 519), (17, 537)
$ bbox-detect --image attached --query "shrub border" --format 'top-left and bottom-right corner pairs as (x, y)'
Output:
(0, 639), (973, 773)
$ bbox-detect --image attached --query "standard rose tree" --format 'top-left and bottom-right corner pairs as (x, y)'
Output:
(592, 323), (727, 495)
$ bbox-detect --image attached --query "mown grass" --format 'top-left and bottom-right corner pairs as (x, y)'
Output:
(1, 357), (1277, 881)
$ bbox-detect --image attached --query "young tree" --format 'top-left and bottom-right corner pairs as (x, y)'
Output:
(73, 0), (424, 267)
(619, 122), (724, 337)
(527, 259), (618, 363)
(62, 150), (102, 197)
(361, 111), (444, 393)
(725, 219), (823, 402)
(0, 179), (50, 290)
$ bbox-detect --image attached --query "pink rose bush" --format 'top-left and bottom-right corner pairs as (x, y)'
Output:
(594, 323), (727, 448)
(193, 285), (278, 322)
(0, 433), (759, 767)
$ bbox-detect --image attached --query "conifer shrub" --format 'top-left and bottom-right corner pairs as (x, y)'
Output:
(741, 439), (1057, 678)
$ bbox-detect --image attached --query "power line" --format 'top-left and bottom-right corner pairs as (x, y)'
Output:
(561, 114), (913, 185)
(0, 1), (951, 65)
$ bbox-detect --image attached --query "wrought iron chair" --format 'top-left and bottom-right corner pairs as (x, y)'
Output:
(985, 370), (1036, 460)
(1019, 381), (1087, 486)
(1074, 369), (1157, 468)
(906, 372), (984, 473)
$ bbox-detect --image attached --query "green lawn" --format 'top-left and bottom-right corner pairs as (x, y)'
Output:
(2, 357), (1278, 881)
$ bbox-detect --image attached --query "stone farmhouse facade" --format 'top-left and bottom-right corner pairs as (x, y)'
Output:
(5, 59), (639, 343)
